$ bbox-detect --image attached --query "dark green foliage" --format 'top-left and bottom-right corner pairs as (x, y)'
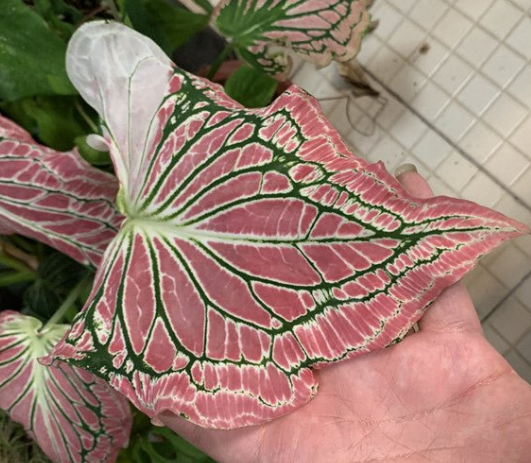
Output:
(225, 65), (278, 108)
(0, 409), (51, 463)
(32, 0), (83, 40)
(75, 135), (112, 166)
(2, 96), (94, 151)
(0, 0), (76, 101)
(117, 411), (217, 463)
(0, 237), (38, 296)
(124, 0), (209, 54)
(0, 0), (102, 153)
(24, 250), (88, 321)
(132, 427), (216, 463)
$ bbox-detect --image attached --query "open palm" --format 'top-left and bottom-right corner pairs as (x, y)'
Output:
(162, 171), (531, 463)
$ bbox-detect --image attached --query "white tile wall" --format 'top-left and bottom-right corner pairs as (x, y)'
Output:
(433, 55), (473, 94)
(505, 350), (531, 382)
(489, 297), (531, 343)
(509, 66), (531, 106)
(411, 130), (453, 169)
(508, 17), (531, 59)
(436, 152), (477, 190)
(411, 40), (449, 77)
(511, 115), (531, 154)
(483, 323), (511, 355)
(411, 82), (449, 119)
(457, 74), (500, 116)
(515, 274), (531, 305)
(485, 143), (530, 184)
(291, 0), (531, 381)
(481, 46), (525, 88)
(483, 93), (528, 137)
(461, 174), (504, 208)
(453, 0), (495, 20)
(462, 264), (508, 318)
(457, 28), (498, 68)
(409, 0), (448, 30)
(389, 21), (427, 59)
(433, 10), (473, 48)
(510, 0), (531, 12)
(435, 103), (475, 139)
(459, 122), (502, 162)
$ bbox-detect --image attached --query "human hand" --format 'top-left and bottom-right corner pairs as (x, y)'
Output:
(161, 169), (531, 463)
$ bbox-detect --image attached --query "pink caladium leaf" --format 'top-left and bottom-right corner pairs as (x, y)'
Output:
(0, 311), (132, 462)
(213, 0), (373, 77)
(0, 115), (122, 267)
(48, 22), (528, 429)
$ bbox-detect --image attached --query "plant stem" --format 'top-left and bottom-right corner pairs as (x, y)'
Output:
(74, 99), (99, 134)
(0, 250), (35, 274)
(180, 0), (212, 14)
(101, 0), (121, 20)
(0, 271), (36, 287)
(41, 274), (91, 332)
(1, 239), (38, 271)
(79, 5), (107, 25)
(6, 235), (36, 255)
(206, 43), (235, 81)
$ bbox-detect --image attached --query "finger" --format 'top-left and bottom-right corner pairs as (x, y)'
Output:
(418, 281), (482, 333)
(395, 164), (482, 334)
(395, 164), (433, 199)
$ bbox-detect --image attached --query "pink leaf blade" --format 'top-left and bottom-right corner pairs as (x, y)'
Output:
(0, 311), (132, 463)
(214, 0), (374, 77)
(0, 115), (123, 267)
(49, 22), (529, 430)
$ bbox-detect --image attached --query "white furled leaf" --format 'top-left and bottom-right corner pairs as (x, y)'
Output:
(66, 21), (174, 195)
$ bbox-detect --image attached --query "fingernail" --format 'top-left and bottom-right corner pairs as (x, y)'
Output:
(395, 163), (418, 178)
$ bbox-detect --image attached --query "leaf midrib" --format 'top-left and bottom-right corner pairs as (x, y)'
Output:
(123, 217), (381, 244)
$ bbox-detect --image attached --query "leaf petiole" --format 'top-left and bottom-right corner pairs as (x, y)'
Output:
(40, 274), (91, 332)
(206, 42), (236, 80)
(74, 98), (99, 134)
(191, 0), (213, 14)
(0, 249), (36, 274)
(101, 0), (121, 20)
(0, 271), (36, 287)
(5, 235), (36, 255)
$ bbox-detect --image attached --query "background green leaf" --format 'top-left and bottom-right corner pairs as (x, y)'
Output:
(131, 426), (216, 463)
(117, 411), (217, 463)
(0, 0), (76, 101)
(75, 135), (112, 166)
(125, 0), (209, 54)
(32, 0), (82, 41)
(2, 96), (97, 151)
(23, 251), (87, 321)
(224, 65), (278, 108)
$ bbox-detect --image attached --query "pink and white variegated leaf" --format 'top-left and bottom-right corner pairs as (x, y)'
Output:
(213, 0), (373, 77)
(48, 22), (529, 429)
(0, 115), (123, 268)
(0, 311), (132, 463)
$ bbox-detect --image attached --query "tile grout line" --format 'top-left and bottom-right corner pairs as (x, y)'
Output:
(360, 63), (531, 214)
(481, 267), (531, 324)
